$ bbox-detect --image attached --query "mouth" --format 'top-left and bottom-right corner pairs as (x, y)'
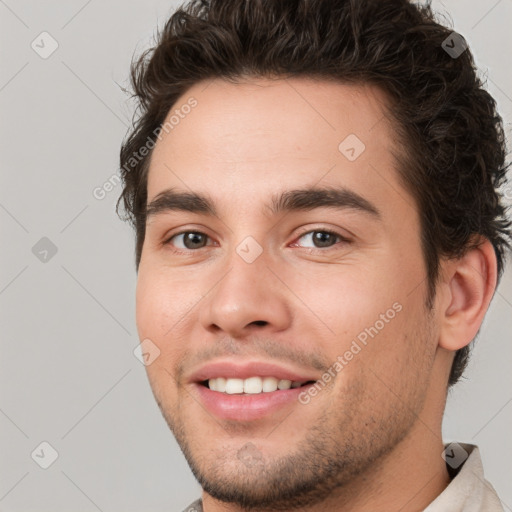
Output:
(200, 376), (317, 394)
(189, 361), (320, 421)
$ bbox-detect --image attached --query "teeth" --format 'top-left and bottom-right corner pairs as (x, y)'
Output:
(216, 377), (226, 392)
(207, 377), (307, 394)
(244, 376), (262, 394)
(277, 379), (292, 390)
(225, 378), (244, 394)
(262, 377), (278, 392)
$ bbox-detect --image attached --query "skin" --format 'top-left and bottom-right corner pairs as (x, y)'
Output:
(136, 77), (497, 511)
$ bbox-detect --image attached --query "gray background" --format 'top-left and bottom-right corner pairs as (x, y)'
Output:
(0, 1), (511, 510)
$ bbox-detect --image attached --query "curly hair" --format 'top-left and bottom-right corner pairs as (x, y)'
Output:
(117, 0), (511, 386)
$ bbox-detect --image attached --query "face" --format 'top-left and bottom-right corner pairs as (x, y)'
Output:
(136, 77), (440, 508)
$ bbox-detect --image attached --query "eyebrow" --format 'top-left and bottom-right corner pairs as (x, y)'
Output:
(145, 186), (381, 221)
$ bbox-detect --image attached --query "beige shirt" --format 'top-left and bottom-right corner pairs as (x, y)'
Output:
(182, 443), (504, 511)
(425, 443), (503, 511)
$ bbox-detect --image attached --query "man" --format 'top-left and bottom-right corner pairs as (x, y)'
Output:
(117, 0), (510, 510)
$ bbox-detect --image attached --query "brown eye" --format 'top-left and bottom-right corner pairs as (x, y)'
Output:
(168, 231), (209, 250)
(296, 230), (343, 249)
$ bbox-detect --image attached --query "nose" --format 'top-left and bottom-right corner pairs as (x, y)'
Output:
(198, 248), (292, 339)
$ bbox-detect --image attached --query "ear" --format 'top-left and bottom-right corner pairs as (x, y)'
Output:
(438, 237), (498, 351)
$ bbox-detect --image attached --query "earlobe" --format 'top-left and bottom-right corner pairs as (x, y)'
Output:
(438, 238), (497, 352)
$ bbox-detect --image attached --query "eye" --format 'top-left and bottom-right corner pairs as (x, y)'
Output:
(163, 228), (349, 254)
(293, 229), (347, 250)
(166, 231), (211, 250)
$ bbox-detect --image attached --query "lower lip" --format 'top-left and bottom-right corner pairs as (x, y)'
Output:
(193, 383), (315, 421)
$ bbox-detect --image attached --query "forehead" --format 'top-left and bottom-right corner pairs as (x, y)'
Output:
(146, 77), (402, 214)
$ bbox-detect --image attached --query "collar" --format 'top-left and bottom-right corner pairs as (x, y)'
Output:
(423, 443), (503, 511)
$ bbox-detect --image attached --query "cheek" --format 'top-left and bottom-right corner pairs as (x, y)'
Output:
(135, 272), (187, 401)
(293, 260), (427, 375)
(135, 269), (200, 376)
(136, 273), (166, 339)
(136, 268), (192, 339)
(290, 267), (402, 339)
(356, 298), (433, 389)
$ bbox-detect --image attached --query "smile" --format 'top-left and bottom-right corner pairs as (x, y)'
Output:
(204, 376), (315, 394)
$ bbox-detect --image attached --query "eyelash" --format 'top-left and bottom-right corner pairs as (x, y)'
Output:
(163, 228), (350, 255)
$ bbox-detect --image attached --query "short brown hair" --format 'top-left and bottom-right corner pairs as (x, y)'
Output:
(117, 0), (511, 385)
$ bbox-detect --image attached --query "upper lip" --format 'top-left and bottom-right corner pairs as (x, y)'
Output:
(188, 360), (319, 383)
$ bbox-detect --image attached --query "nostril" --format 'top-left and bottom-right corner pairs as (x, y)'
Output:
(251, 321), (267, 326)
